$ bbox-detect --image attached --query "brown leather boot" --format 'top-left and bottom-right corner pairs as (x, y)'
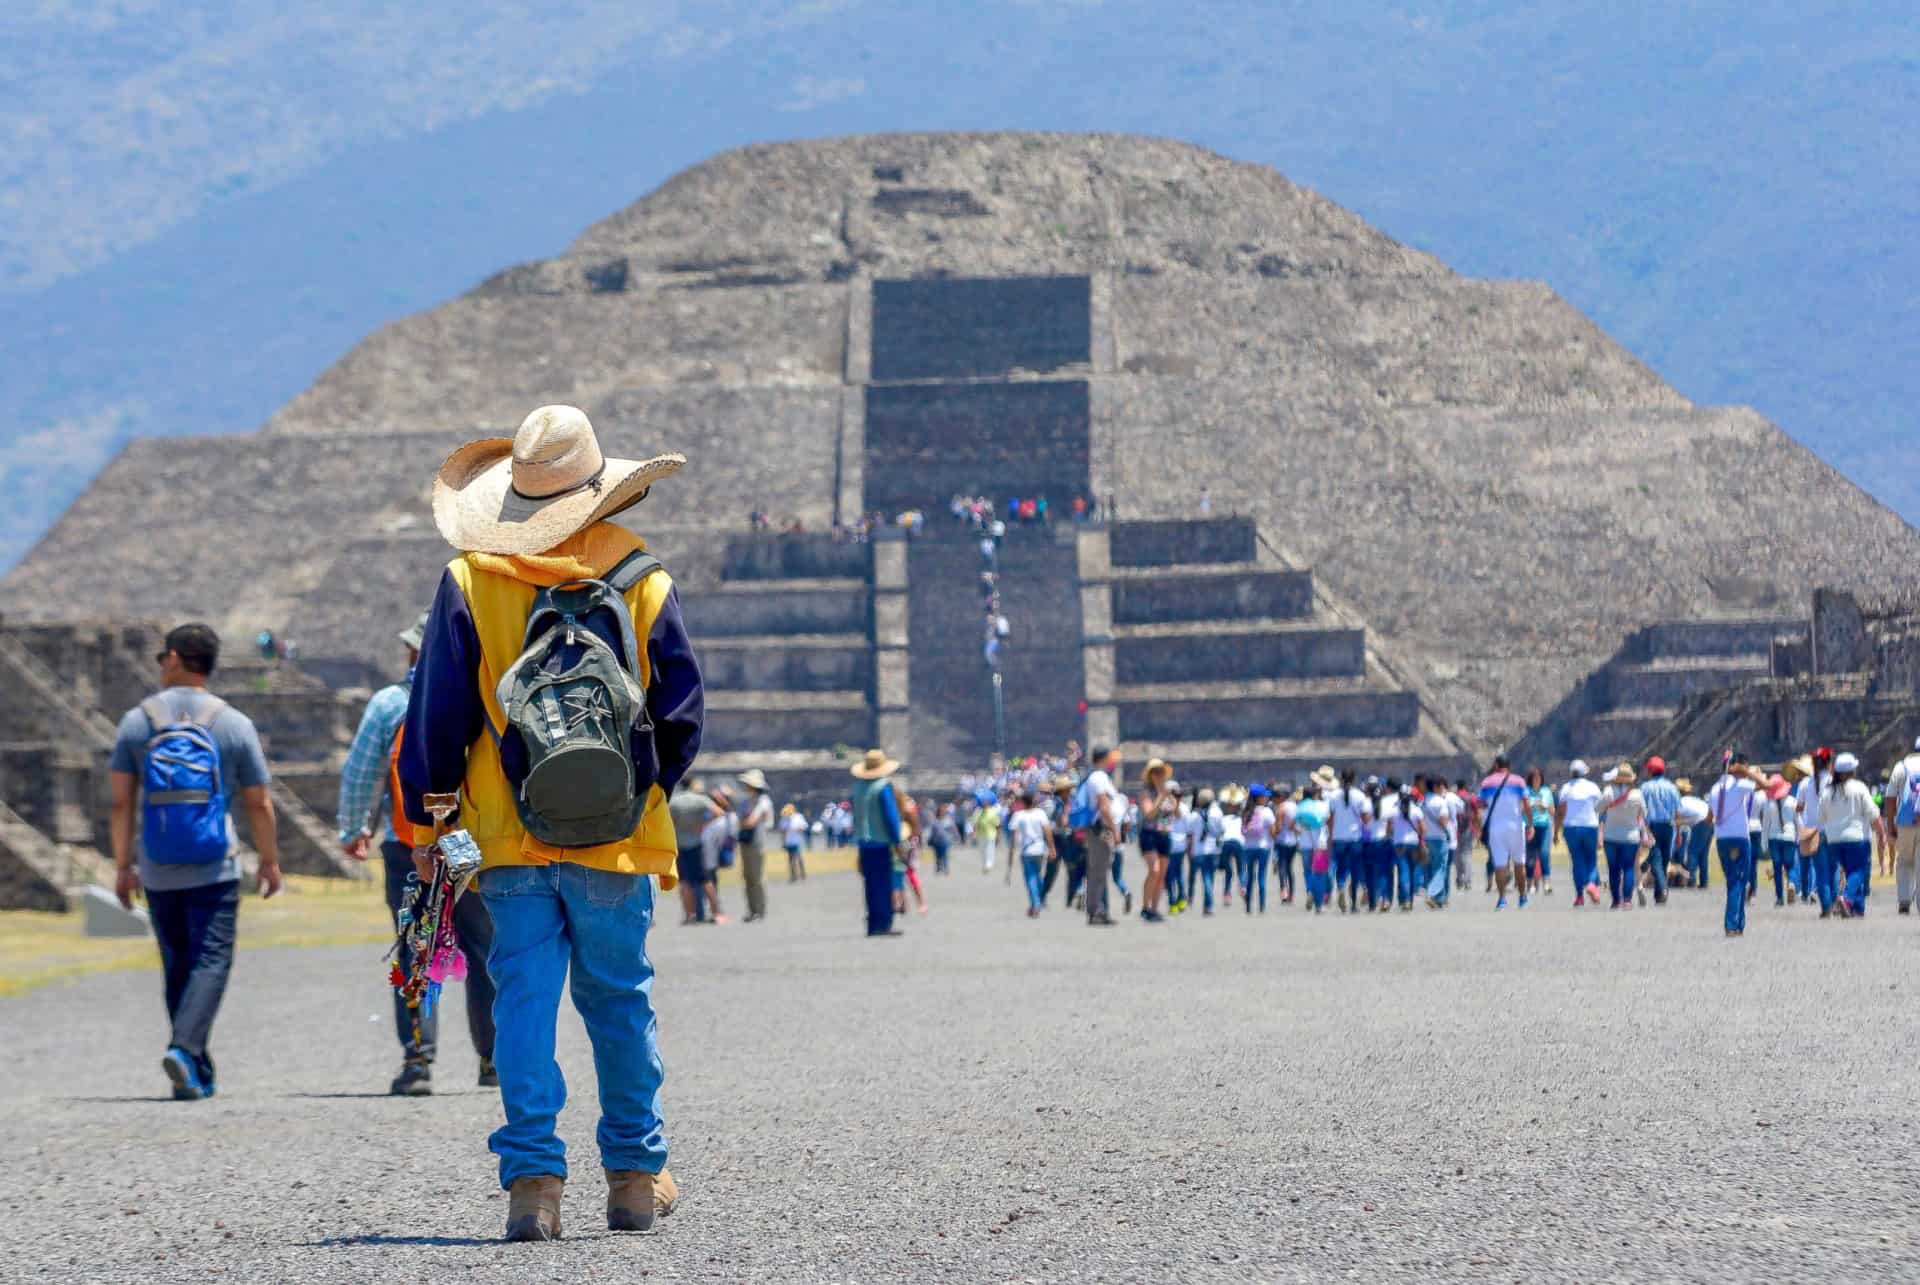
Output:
(504, 1175), (564, 1242)
(605, 1168), (665, 1233)
(655, 1167), (677, 1217)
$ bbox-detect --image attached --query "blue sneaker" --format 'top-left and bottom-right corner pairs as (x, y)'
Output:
(1496, 897), (1508, 911)
(162, 1047), (206, 1101)
(1518, 896), (1530, 909)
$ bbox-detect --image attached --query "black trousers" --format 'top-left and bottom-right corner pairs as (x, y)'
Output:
(383, 842), (496, 1063)
(146, 878), (240, 1082)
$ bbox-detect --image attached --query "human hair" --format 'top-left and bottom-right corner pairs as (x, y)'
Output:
(1526, 766), (1543, 789)
(1493, 752), (1511, 770)
(164, 622), (220, 676)
(1392, 780), (1417, 820)
(1020, 791), (1036, 808)
(1089, 745), (1111, 765)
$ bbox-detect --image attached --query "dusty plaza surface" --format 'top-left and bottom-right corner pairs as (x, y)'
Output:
(3, 867), (1917, 1284)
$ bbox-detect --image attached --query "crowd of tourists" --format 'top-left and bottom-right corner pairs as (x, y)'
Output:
(937, 744), (1918, 937)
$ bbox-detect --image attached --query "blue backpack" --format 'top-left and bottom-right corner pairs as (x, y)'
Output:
(140, 695), (230, 865)
(1067, 773), (1099, 829)
(1897, 755), (1920, 827)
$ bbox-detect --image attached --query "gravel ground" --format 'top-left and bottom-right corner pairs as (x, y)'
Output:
(3, 864), (1918, 1283)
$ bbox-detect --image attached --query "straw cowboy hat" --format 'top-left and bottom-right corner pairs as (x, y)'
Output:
(433, 405), (684, 555)
(737, 768), (770, 793)
(1605, 763), (1637, 786)
(1050, 774), (1076, 793)
(1142, 757), (1171, 784)
(1311, 765), (1339, 790)
(1783, 754), (1813, 783)
(849, 748), (900, 780)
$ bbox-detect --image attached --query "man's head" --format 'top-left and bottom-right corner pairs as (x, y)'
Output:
(1727, 749), (1750, 769)
(399, 611), (429, 666)
(1492, 753), (1511, 772)
(1092, 745), (1120, 773)
(158, 623), (219, 686)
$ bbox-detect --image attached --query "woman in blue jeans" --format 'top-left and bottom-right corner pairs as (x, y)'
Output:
(1524, 767), (1555, 894)
(1240, 784), (1275, 912)
(1816, 752), (1886, 918)
(1597, 763), (1648, 908)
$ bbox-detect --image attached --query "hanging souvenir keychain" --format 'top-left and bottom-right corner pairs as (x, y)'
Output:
(387, 791), (484, 1050)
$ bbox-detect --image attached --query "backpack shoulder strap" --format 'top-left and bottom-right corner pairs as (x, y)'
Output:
(605, 550), (664, 594)
(189, 695), (228, 730)
(139, 696), (173, 736)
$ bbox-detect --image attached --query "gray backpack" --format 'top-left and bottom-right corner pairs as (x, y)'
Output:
(493, 551), (664, 848)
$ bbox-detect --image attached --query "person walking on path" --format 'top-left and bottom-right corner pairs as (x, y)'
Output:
(974, 795), (1002, 874)
(1706, 751), (1769, 937)
(669, 781), (719, 923)
(1597, 763), (1649, 909)
(1010, 790), (1054, 917)
(780, 803), (809, 881)
(1136, 758), (1176, 921)
(1760, 774), (1799, 907)
(1795, 748), (1838, 914)
(110, 623), (282, 1102)
(850, 749), (906, 936)
(1885, 737), (1920, 914)
(1075, 746), (1125, 926)
(1639, 756), (1679, 905)
(1524, 767), (1555, 895)
(1420, 777), (1457, 908)
(338, 610), (495, 1096)
(1478, 755), (1532, 911)
(1816, 751), (1887, 918)
(734, 769), (774, 922)
(1558, 760), (1604, 906)
(401, 405), (701, 1241)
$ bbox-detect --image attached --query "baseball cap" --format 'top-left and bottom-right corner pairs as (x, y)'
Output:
(1646, 756), (1666, 775)
(1569, 759), (1589, 777)
(1835, 751), (1860, 773)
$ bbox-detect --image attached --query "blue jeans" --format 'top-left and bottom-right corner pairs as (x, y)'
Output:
(1768, 838), (1797, 903)
(1111, 849), (1130, 898)
(1332, 840), (1363, 903)
(1166, 849), (1187, 906)
(1364, 839), (1393, 906)
(857, 842), (895, 934)
(1306, 868), (1331, 908)
(1021, 854), (1044, 911)
(1687, 824), (1714, 888)
(1527, 823), (1552, 879)
(146, 878), (240, 1084)
(1273, 844), (1297, 900)
(1220, 841), (1243, 903)
(1565, 827), (1599, 897)
(478, 863), (665, 1188)
(1391, 844), (1418, 906)
(1424, 837), (1451, 903)
(1240, 847), (1269, 910)
(1645, 820), (1674, 900)
(1717, 835), (1751, 933)
(1604, 839), (1639, 906)
(1191, 853), (1217, 912)
(1832, 838), (1872, 913)
(1814, 836), (1837, 911)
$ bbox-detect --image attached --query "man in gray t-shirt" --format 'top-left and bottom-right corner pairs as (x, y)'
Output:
(109, 623), (280, 1101)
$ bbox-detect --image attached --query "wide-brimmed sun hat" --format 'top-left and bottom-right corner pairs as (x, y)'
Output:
(1142, 757), (1171, 784)
(433, 405), (683, 555)
(1606, 763), (1637, 786)
(1765, 774), (1790, 801)
(1051, 774), (1076, 793)
(1311, 765), (1339, 789)
(1784, 754), (1813, 782)
(737, 768), (770, 792)
(849, 748), (901, 780)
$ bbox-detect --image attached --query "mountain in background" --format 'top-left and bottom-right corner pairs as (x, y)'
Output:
(1, 0), (1913, 568)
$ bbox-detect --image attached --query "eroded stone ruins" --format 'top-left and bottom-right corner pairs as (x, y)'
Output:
(4, 132), (1917, 905)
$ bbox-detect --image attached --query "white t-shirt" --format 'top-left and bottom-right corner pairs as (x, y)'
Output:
(1760, 794), (1798, 844)
(1677, 795), (1710, 827)
(1705, 775), (1758, 840)
(1382, 795), (1422, 845)
(1817, 780), (1880, 843)
(1009, 807), (1050, 857)
(1181, 807), (1206, 855)
(1328, 788), (1372, 841)
(1168, 802), (1192, 854)
(1422, 793), (1457, 846)
(1217, 811), (1244, 845)
(1888, 754), (1920, 824)
(1794, 773), (1831, 835)
(1199, 803), (1223, 856)
(1559, 777), (1602, 828)
(781, 813), (809, 845)
(1084, 769), (1123, 829)
(1278, 799), (1299, 846)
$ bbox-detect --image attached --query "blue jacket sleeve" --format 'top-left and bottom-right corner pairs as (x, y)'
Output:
(645, 586), (704, 798)
(880, 783), (902, 844)
(400, 570), (486, 828)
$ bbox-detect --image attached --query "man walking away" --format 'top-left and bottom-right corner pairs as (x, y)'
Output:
(1075, 747), (1124, 926)
(1639, 756), (1679, 905)
(668, 779), (717, 923)
(110, 623), (281, 1101)
(851, 749), (906, 936)
(402, 406), (701, 1241)
(338, 610), (495, 1095)
(1887, 737), (1920, 914)
(735, 769), (774, 921)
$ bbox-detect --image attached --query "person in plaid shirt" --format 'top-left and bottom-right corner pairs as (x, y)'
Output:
(336, 611), (496, 1096)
